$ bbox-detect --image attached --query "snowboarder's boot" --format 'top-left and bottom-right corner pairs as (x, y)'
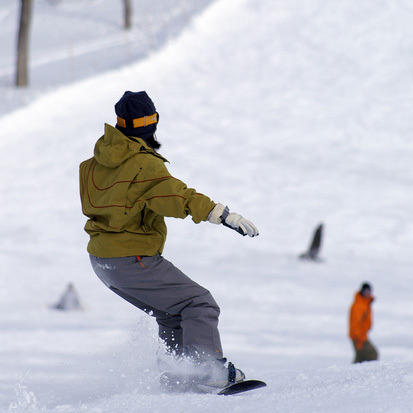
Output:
(203, 360), (245, 388)
(160, 358), (245, 393)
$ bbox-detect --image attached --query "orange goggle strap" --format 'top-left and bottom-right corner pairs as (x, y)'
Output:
(117, 113), (158, 129)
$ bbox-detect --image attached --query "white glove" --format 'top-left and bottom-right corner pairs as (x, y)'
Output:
(208, 203), (226, 224)
(208, 203), (259, 237)
(224, 211), (259, 237)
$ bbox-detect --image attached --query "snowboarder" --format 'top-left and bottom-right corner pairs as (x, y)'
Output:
(349, 282), (379, 363)
(79, 91), (259, 391)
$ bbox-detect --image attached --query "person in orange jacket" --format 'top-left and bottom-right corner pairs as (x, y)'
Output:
(349, 282), (379, 363)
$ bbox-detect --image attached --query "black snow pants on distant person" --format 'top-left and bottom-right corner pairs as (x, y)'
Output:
(89, 254), (223, 361)
(352, 340), (378, 363)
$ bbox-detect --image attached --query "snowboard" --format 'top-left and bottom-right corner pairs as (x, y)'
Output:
(197, 379), (267, 395)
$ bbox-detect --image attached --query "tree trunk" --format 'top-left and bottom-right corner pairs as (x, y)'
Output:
(123, 0), (132, 29)
(16, 0), (33, 87)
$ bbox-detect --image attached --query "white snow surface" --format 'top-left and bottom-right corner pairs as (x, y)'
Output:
(1, 0), (413, 412)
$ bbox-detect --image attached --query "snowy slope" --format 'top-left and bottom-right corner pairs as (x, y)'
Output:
(1, 0), (413, 412)
(0, 0), (214, 114)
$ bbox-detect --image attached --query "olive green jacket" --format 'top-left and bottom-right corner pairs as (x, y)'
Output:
(79, 124), (215, 257)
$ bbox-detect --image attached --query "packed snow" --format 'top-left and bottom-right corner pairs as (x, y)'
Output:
(1, 0), (413, 412)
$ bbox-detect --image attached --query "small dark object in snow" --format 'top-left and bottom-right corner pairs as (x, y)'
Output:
(299, 223), (324, 262)
(51, 283), (83, 311)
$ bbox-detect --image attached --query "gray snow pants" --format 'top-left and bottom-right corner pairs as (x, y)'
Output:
(89, 254), (223, 360)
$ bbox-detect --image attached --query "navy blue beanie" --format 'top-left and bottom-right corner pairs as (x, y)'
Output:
(115, 91), (159, 139)
(360, 282), (372, 294)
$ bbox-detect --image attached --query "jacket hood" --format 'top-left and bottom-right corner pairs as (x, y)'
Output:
(94, 123), (166, 168)
(355, 292), (374, 304)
